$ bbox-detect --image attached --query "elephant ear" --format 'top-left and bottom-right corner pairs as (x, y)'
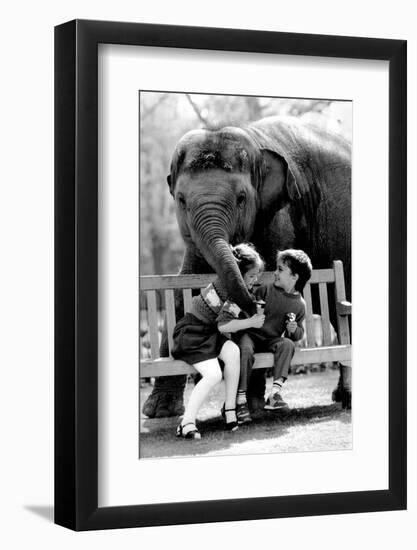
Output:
(167, 174), (174, 197)
(167, 148), (186, 197)
(258, 149), (301, 217)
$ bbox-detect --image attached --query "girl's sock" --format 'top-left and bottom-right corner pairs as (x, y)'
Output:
(225, 409), (237, 423)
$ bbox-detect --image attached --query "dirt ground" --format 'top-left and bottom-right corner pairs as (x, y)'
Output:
(139, 369), (352, 459)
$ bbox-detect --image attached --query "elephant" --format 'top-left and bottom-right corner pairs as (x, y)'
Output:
(142, 115), (351, 418)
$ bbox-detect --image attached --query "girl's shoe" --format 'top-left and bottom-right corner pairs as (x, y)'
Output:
(221, 404), (239, 432)
(176, 422), (201, 439)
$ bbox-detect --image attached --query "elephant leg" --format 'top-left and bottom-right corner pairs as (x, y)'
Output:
(142, 374), (187, 418)
(142, 250), (210, 418)
(332, 363), (352, 410)
(141, 321), (187, 418)
(247, 369), (266, 412)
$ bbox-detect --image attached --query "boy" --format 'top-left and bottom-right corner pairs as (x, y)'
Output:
(235, 249), (312, 423)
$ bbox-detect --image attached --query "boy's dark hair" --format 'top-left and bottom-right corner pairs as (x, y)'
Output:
(277, 249), (312, 291)
(232, 243), (264, 275)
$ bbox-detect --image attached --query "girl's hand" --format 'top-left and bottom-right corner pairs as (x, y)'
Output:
(249, 313), (265, 328)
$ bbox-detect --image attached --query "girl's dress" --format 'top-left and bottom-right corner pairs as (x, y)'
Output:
(171, 277), (245, 365)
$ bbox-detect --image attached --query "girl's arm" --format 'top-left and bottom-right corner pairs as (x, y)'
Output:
(218, 314), (265, 334)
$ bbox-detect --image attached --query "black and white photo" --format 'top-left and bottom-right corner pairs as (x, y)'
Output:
(139, 92), (352, 458)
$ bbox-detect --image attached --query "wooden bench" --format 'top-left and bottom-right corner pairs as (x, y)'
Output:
(140, 260), (351, 377)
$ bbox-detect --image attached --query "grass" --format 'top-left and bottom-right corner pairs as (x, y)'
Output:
(139, 369), (352, 459)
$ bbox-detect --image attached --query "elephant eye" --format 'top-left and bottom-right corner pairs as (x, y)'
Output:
(177, 193), (186, 209)
(237, 192), (246, 207)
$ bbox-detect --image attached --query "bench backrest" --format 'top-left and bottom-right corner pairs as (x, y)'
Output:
(139, 260), (349, 360)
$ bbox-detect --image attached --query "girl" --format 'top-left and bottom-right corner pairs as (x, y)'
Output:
(172, 243), (265, 439)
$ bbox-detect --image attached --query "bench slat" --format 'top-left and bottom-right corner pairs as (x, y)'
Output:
(334, 260), (350, 345)
(164, 289), (176, 356)
(141, 274), (216, 291)
(140, 345), (352, 377)
(309, 269), (335, 284)
(146, 291), (160, 359)
(183, 288), (193, 313)
(337, 300), (352, 316)
(258, 270), (335, 285)
(140, 269), (336, 291)
(303, 284), (316, 346)
(319, 282), (332, 345)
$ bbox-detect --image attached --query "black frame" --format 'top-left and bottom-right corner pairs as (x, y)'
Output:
(55, 19), (407, 531)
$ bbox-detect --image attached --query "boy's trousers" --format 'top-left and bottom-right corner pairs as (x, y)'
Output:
(237, 332), (295, 391)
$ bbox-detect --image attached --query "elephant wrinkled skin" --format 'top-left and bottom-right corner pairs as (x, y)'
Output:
(142, 116), (351, 418)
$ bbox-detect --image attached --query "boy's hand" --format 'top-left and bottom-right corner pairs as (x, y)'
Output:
(249, 313), (265, 328)
(286, 321), (297, 334)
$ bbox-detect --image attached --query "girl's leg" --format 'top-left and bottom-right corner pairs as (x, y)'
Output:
(219, 340), (240, 423)
(181, 358), (222, 433)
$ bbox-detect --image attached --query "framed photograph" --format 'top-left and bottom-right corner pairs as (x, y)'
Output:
(55, 20), (406, 530)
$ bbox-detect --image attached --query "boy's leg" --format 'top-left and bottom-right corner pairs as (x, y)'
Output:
(264, 338), (295, 410)
(270, 337), (295, 380)
(236, 333), (256, 393)
(245, 335), (270, 412)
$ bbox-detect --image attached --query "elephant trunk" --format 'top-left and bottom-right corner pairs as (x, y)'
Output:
(191, 206), (256, 315)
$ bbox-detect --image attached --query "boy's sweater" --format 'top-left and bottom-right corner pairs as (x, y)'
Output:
(249, 283), (306, 342)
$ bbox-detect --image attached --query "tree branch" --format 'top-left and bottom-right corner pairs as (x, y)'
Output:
(186, 94), (209, 126)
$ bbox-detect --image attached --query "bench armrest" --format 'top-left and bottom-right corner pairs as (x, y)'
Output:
(336, 300), (352, 316)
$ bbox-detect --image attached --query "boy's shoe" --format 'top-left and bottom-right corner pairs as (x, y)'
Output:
(236, 401), (252, 424)
(264, 392), (289, 410)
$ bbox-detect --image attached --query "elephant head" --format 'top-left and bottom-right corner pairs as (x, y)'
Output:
(167, 124), (302, 314)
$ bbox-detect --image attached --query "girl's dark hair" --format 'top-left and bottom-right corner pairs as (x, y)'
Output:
(231, 243), (264, 275)
(277, 249), (313, 291)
